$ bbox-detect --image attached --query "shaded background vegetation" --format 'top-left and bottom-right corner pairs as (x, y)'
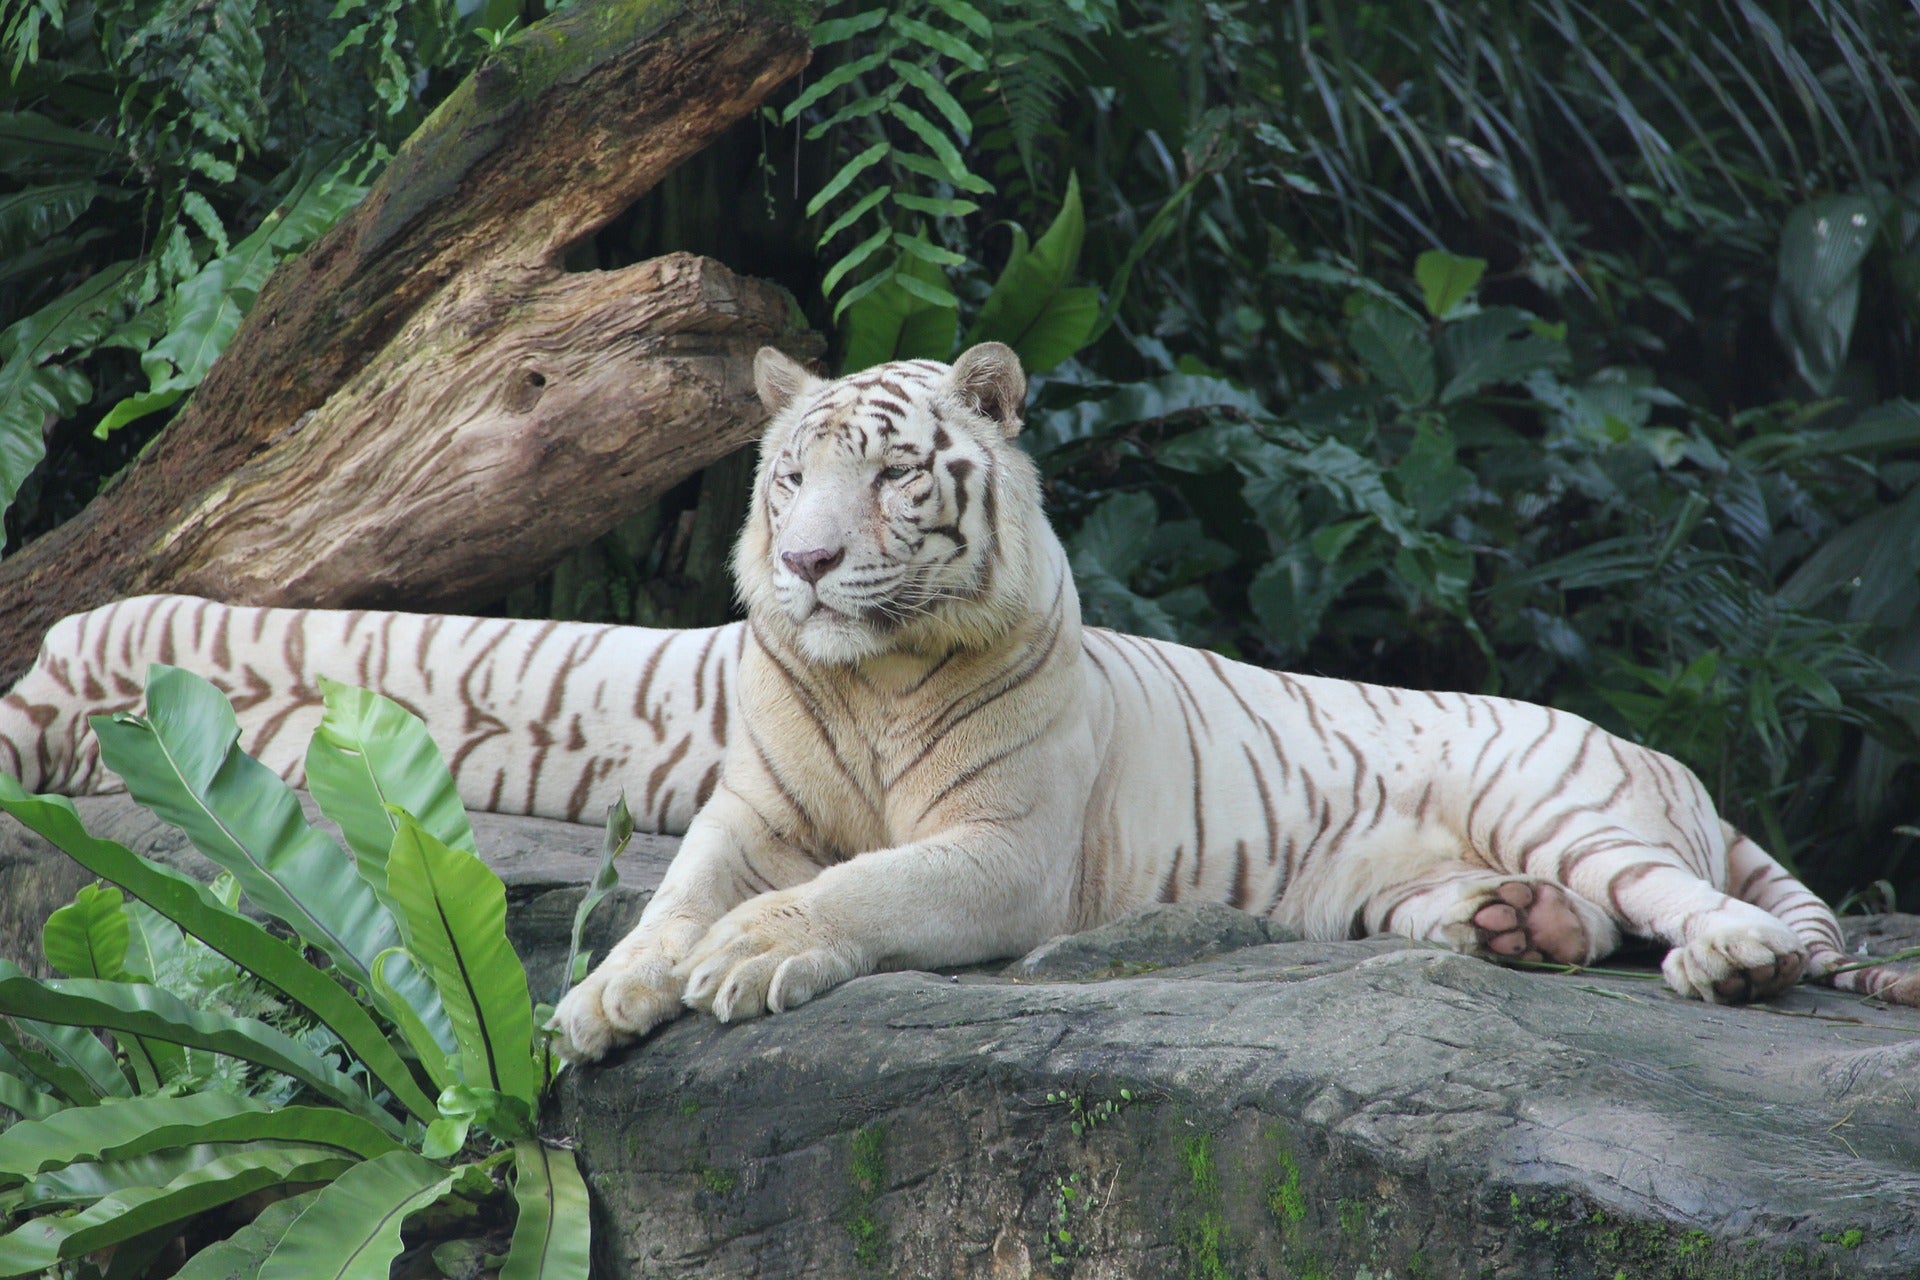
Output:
(5, 0), (1919, 902)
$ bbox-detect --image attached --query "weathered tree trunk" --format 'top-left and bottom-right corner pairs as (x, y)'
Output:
(0, 0), (820, 683)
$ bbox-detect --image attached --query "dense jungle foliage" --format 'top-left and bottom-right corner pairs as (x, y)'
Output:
(3, 0), (1919, 903)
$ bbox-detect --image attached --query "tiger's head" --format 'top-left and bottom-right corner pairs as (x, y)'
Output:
(734, 343), (1052, 665)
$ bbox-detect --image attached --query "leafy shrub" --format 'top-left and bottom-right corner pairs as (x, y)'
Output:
(0, 0), (519, 547)
(0, 666), (616, 1279)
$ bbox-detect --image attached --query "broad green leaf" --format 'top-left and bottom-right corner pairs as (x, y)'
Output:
(839, 252), (957, 370)
(369, 950), (460, 1094)
(301, 680), (464, 1064)
(170, 1188), (319, 1280)
(1771, 194), (1881, 395)
(0, 973), (390, 1129)
(0, 1013), (109, 1104)
(304, 678), (476, 879)
(1414, 250), (1486, 319)
(0, 1094), (400, 1187)
(964, 172), (1097, 372)
(0, 1145), (355, 1278)
(0, 779), (436, 1125)
(0, 113), (118, 171)
(1394, 417), (1472, 524)
(259, 1150), (457, 1280)
(0, 960), (129, 1101)
(1249, 545), (1366, 660)
(91, 666), (403, 997)
(1348, 303), (1434, 404)
(0, 180), (116, 258)
(92, 387), (184, 438)
(120, 899), (187, 985)
(38, 885), (179, 1089)
(0, 1065), (56, 1121)
(385, 817), (537, 1104)
(1437, 306), (1567, 403)
(1068, 491), (1158, 583)
(1778, 484), (1920, 625)
(501, 1140), (592, 1280)
(41, 883), (129, 981)
(18, 1141), (353, 1209)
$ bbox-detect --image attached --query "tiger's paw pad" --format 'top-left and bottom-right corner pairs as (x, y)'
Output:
(546, 945), (685, 1063)
(1663, 922), (1806, 1004)
(678, 893), (860, 1023)
(1461, 880), (1614, 965)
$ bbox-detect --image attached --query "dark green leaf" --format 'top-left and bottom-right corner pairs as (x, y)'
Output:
(41, 883), (129, 981)
(501, 1140), (591, 1280)
(0, 1145), (355, 1278)
(0, 1094), (399, 1186)
(1437, 307), (1567, 402)
(1771, 195), (1880, 394)
(385, 817), (537, 1105)
(964, 172), (1096, 372)
(258, 1151), (456, 1280)
(1348, 303), (1434, 404)
(1414, 250), (1486, 319)
(0, 972), (387, 1126)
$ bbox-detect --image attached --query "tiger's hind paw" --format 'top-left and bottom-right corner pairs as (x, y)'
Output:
(1449, 879), (1616, 966)
(1662, 920), (1806, 1004)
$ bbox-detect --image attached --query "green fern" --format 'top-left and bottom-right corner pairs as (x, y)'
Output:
(794, 0), (1115, 365)
(0, 0), (487, 549)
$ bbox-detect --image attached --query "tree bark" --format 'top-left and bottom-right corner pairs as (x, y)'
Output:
(0, 0), (820, 683)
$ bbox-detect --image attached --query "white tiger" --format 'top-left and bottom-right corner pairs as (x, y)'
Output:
(2, 343), (1910, 1062)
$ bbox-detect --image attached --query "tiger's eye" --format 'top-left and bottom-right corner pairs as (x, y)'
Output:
(879, 465), (916, 482)
(781, 470), (803, 486)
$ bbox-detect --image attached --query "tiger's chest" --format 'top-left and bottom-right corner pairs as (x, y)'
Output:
(738, 643), (1058, 857)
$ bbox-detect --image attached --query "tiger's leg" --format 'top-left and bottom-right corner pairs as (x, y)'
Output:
(1364, 862), (1619, 965)
(1538, 822), (1810, 1003)
(1724, 823), (1920, 1006)
(548, 787), (820, 1061)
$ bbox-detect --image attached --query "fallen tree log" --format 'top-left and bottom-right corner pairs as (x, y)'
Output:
(0, 0), (820, 683)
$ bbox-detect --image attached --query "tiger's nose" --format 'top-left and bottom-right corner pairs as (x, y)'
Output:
(781, 546), (845, 583)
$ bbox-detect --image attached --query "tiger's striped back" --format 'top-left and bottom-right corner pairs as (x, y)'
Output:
(1, 595), (731, 831)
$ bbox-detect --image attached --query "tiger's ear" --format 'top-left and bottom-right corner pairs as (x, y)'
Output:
(755, 347), (821, 415)
(948, 342), (1027, 438)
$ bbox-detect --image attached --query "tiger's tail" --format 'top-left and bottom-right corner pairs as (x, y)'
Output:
(1723, 822), (1920, 1005)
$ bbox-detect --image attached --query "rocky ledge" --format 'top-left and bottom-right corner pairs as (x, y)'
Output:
(4, 798), (1918, 1279)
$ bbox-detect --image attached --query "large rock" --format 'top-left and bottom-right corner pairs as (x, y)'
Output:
(5, 798), (1919, 1277)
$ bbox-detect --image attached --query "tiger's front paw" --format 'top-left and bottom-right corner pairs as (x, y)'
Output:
(1662, 918), (1806, 1004)
(547, 932), (691, 1063)
(678, 890), (863, 1023)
